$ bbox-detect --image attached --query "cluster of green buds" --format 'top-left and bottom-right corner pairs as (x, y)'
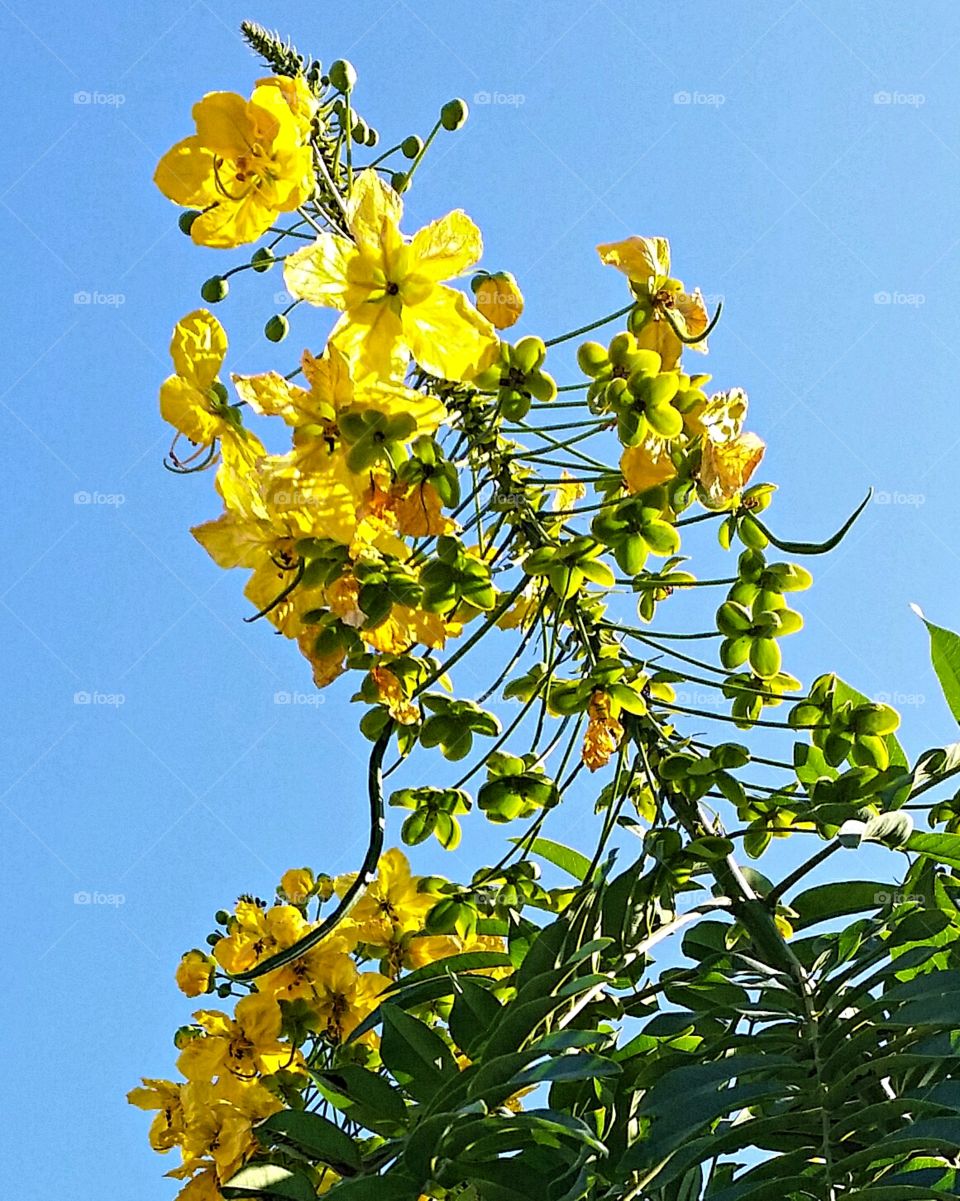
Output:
(717, 483), (777, 549)
(473, 336), (557, 421)
(420, 537), (497, 615)
(592, 493), (682, 575)
(716, 547), (807, 683)
(477, 751), (559, 823)
(789, 674), (901, 770)
(634, 556), (696, 622)
(338, 407), (419, 473)
(578, 334), (703, 442)
(523, 535), (615, 599)
(419, 694), (501, 761)
(389, 785), (472, 851)
(395, 437), (460, 508)
(657, 741), (751, 808)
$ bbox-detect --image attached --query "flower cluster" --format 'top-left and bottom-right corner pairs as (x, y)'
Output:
(129, 849), (507, 1199)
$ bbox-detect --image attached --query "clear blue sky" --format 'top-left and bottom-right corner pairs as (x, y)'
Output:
(3, 2), (960, 1197)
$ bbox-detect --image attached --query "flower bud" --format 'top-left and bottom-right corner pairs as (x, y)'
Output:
(577, 341), (608, 377)
(474, 271), (524, 330)
(175, 949), (215, 997)
(265, 314), (289, 342)
(329, 59), (357, 93)
(391, 171), (410, 194)
(251, 248), (274, 273)
(178, 210), (201, 235)
(401, 135), (424, 159)
(201, 276), (228, 303)
(280, 867), (315, 905)
(440, 98), (469, 130)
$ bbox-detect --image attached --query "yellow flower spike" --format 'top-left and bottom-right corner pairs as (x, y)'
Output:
(175, 949), (216, 998)
(155, 83), (315, 248)
(473, 270), (525, 330)
(621, 436), (678, 495)
(596, 235), (710, 370)
(283, 169), (499, 382)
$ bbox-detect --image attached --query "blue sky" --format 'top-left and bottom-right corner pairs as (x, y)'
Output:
(3, 1), (960, 1197)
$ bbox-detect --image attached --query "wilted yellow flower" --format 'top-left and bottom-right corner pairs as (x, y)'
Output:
(597, 235), (709, 369)
(370, 663), (419, 725)
(473, 270), (524, 329)
(621, 436), (678, 495)
(389, 481), (454, 537)
(284, 169), (499, 381)
(582, 690), (624, 771)
(155, 79), (315, 247)
(175, 949), (216, 998)
(694, 389), (765, 508)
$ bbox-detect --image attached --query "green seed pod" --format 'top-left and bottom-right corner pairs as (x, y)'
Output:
(577, 340), (609, 377)
(178, 209), (201, 235)
(264, 314), (289, 343)
(719, 635), (752, 670)
(645, 402), (683, 440)
(627, 304), (652, 335)
(401, 134), (424, 159)
(608, 331), (637, 367)
(328, 59), (357, 93)
(853, 702), (900, 736)
(201, 275), (228, 303)
(738, 513), (769, 550)
(749, 636), (782, 679)
(440, 98), (469, 130)
(644, 372), (680, 408)
(513, 336), (546, 373)
(615, 535), (649, 576)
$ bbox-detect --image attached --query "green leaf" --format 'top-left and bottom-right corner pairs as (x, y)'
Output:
(381, 950), (513, 993)
(221, 1164), (317, 1201)
(907, 830), (960, 871)
(315, 1066), (408, 1129)
(256, 1110), (360, 1172)
(791, 880), (890, 929)
(449, 977), (503, 1058)
(326, 1174), (421, 1200)
(520, 836), (592, 881)
(380, 1004), (456, 1100)
(912, 605), (960, 723)
(508, 1051), (621, 1088)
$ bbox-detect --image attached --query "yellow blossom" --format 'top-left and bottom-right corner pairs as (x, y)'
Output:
(284, 169), (499, 381)
(621, 436), (678, 495)
(370, 663), (419, 725)
(597, 236), (709, 369)
(280, 867), (315, 905)
(179, 1078), (280, 1181)
(473, 270), (524, 330)
(305, 953), (391, 1043)
(177, 992), (297, 1082)
(127, 1078), (185, 1152)
(694, 389), (765, 508)
(176, 949), (216, 998)
(155, 81), (315, 248)
(582, 690), (624, 771)
(174, 1168), (222, 1201)
(336, 848), (437, 946)
(389, 481), (454, 537)
(213, 901), (310, 976)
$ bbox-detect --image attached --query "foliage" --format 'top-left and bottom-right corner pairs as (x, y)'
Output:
(132, 21), (960, 1201)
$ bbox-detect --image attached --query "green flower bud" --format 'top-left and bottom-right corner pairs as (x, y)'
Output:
(401, 135), (424, 159)
(366, 126), (379, 147)
(214, 909), (230, 925)
(853, 702), (900, 737)
(577, 341), (609, 377)
(251, 247), (274, 273)
(178, 209), (201, 235)
(440, 98), (469, 130)
(749, 636), (782, 679)
(391, 171), (410, 194)
(265, 314), (289, 343)
(201, 275), (228, 303)
(329, 59), (357, 93)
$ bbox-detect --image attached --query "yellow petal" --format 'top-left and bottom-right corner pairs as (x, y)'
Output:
(154, 137), (218, 208)
(191, 191), (277, 249)
(700, 431), (765, 508)
(346, 169), (404, 260)
(170, 309), (227, 388)
(410, 209), (483, 283)
(284, 234), (362, 309)
(192, 91), (258, 158)
(232, 371), (314, 426)
(160, 377), (223, 445)
(191, 512), (281, 570)
(621, 438), (678, 495)
(401, 285), (499, 382)
(597, 236), (671, 287)
(330, 304), (408, 381)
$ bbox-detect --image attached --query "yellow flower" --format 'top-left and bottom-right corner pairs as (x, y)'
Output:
(597, 235), (709, 369)
(280, 867), (315, 905)
(405, 931), (510, 978)
(621, 437), (678, 495)
(389, 481), (454, 537)
(582, 690), (624, 772)
(284, 169), (499, 381)
(336, 848), (437, 946)
(694, 389), (765, 509)
(369, 663), (420, 725)
(127, 1078), (184, 1152)
(155, 81), (315, 248)
(160, 311), (265, 488)
(256, 929), (357, 1001)
(176, 949), (216, 998)
(473, 270), (524, 330)
(174, 1168), (223, 1201)
(179, 1078), (281, 1181)
(177, 992), (297, 1082)
(306, 954), (391, 1044)
(213, 901), (310, 976)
